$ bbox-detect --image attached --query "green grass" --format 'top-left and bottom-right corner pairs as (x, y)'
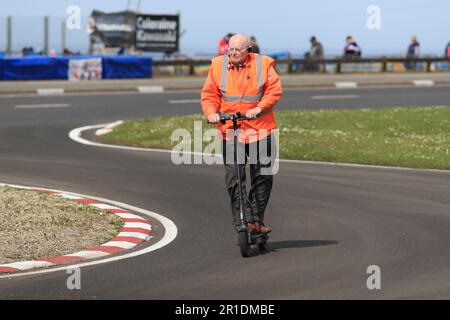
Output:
(101, 106), (450, 170)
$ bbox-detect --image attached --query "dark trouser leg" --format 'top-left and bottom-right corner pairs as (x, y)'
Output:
(248, 165), (273, 223)
(247, 135), (275, 224)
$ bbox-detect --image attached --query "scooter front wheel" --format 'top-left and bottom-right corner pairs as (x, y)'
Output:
(238, 230), (251, 258)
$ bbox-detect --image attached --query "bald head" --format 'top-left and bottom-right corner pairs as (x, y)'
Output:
(229, 34), (250, 49)
(227, 34), (250, 65)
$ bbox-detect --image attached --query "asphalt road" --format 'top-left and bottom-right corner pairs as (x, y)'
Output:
(0, 85), (450, 299)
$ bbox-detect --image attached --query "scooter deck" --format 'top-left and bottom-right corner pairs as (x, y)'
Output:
(250, 232), (269, 245)
(236, 231), (269, 246)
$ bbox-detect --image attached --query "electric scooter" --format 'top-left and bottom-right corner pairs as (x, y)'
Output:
(217, 112), (270, 258)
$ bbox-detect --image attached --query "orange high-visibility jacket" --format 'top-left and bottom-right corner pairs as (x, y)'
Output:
(201, 53), (282, 143)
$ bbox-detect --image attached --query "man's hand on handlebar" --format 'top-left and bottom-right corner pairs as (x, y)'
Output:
(246, 106), (262, 119)
(207, 113), (220, 124)
(207, 109), (261, 124)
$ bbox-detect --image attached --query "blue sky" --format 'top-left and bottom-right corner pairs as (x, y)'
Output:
(1, 0), (449, 56)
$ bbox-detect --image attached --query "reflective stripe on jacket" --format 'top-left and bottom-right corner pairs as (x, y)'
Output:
(201, 53), (282, 143)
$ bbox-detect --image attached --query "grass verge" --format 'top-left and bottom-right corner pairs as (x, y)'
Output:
(101, 106), (450, 170)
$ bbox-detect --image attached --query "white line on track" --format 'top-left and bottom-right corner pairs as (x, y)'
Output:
(413, 80), (434, 87)
(0, 183), (178, 279)
(311, 94), (359, 100)
(168, 99), (201, 104)
(70, 123), (177, 154)
(36, 88), (65, 95)
(137, 86), (164, 93)
(14, 103), (70, 109)
(335, 81), (358, 88)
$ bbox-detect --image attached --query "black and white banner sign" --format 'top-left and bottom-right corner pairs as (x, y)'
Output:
(135, 14), (180, 52)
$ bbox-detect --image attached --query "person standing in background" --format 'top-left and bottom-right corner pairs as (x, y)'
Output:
(407, 36), (420, 58)
(117, 45), (126, 55)
(218, 33), (234, 56)
(250, 36), (260, 54)
(308, 36), (324, 72)
(343, 35), (361, 59)
(405, 36), (420, 70)
(309, 36), (324, 60)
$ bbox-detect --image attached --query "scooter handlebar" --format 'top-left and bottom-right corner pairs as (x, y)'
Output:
(219, 112), (254, 122)
(206, 112), (255, 124)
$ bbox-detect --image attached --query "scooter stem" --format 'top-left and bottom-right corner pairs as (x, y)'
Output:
(232, 116), (246, 229)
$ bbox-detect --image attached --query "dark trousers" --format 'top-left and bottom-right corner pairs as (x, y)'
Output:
(221, 135), (276, 226)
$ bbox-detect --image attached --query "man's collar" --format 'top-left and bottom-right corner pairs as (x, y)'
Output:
(227, 63), (246, 70)
(227, 55), (251, 70)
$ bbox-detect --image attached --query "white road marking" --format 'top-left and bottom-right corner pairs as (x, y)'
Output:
(117, 232), (151, 240)
(101, 241), (137, 250)
(56, 193), (83, 200)
(67, 251), (110, 259)
(311, 94), (359, 100)
(335, 82), (358, 88)
(69, 123), (177, 154)
(14, 103), (70, 109)
(90, 203), (122, 210)
(95, 120), (123, 136)
(124, 222), (152, 230)
(0, 261), (53, 271)
(168, 99), (200, 104)
(137, 86), (164, 93)
(413, 80), (434, 87)
(116, 213), (147, 220)
(36, 88), (65, 95)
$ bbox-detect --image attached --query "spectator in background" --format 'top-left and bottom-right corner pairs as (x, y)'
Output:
(249, 36), (260, 53)
(21, 46), (35, 57)
(405, 36), (420, 70)
(445, 41), (450, 58)
(407, 36), (420, 58)
(303, 36), (324, 72)
(117, 45), (126, 55)
(162, 50), (174, 60)
(63, 48), (74, 56)
(343, 36), (361, 59)
(218, 33), (234, 56)
(309, 36), (324, 60)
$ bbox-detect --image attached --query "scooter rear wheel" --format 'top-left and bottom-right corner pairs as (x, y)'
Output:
(238, 230), (251, 258)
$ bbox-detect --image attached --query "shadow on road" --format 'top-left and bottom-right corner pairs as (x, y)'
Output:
(249, 240), (338, 257)
(268, 240), (338, 250)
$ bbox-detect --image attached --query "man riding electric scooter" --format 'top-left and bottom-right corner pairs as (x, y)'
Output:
(201, 34), (282, 255)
